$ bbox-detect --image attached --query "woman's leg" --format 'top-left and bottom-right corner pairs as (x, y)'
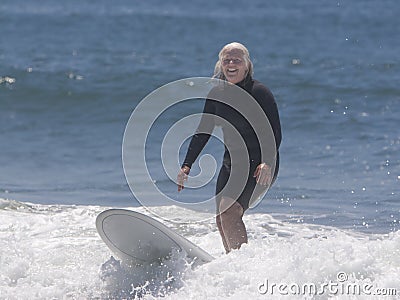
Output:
(217, 196), (248, 253)
(215, 160), (249, 253)
(216, 214), (230, 253)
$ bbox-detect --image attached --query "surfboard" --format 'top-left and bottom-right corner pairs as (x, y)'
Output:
(96, 209), (214, 267)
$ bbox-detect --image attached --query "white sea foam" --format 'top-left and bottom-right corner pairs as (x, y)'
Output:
(0, 198), (399, 299)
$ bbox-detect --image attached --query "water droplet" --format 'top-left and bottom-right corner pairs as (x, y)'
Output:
(291, 58), (301, 65)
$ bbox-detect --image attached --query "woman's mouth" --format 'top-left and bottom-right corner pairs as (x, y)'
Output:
(227, 68), (238, 74)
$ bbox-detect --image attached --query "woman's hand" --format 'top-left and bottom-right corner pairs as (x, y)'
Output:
(253, 163), (272, 186)
(177, 166), (190, 192)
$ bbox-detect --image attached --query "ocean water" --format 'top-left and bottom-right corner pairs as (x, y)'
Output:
(1, 0), (399, 298)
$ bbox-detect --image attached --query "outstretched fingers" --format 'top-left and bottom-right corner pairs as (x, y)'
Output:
(177, 166), (190, 192)
(253, 163), (272, 187)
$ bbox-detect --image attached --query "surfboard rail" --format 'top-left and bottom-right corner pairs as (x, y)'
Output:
(96, 209), (214, 266)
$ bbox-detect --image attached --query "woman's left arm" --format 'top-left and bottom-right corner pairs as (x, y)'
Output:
(253, 83), (282, 186)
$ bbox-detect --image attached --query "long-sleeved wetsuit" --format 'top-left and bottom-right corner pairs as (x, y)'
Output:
(183, 76), (282, 211)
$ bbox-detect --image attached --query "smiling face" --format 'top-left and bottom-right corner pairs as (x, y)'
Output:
(221, 48), (248, 84)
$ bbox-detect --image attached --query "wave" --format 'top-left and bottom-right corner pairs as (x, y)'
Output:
(0, 198), (399, 299)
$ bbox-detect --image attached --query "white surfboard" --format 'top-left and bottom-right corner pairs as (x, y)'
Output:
(96, 209), (214, 266)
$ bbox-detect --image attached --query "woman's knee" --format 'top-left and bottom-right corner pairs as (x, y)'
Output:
(216, 214), (222, 227)
(219, 197), (243, 219)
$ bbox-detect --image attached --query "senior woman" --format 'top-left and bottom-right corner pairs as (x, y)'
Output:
(177, 42), (282, 253)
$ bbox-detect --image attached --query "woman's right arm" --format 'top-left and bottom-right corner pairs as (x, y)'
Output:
(178, 99), (216, 191)
(182, 99), (216, 168)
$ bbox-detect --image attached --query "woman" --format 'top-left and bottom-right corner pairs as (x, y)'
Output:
(177, 42), (282, 253)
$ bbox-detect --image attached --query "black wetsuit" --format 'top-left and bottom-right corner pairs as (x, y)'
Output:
(183, 75), (282, 211)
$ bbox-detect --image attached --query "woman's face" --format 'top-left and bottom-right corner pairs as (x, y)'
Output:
(221, 49), (248, 84)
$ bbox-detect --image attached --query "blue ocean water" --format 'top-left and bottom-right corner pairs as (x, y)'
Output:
(1, 1), (400, 298)
(1, 0), (399, 235)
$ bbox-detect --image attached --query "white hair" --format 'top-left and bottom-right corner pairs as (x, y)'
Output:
(213, 42), (254, 80)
